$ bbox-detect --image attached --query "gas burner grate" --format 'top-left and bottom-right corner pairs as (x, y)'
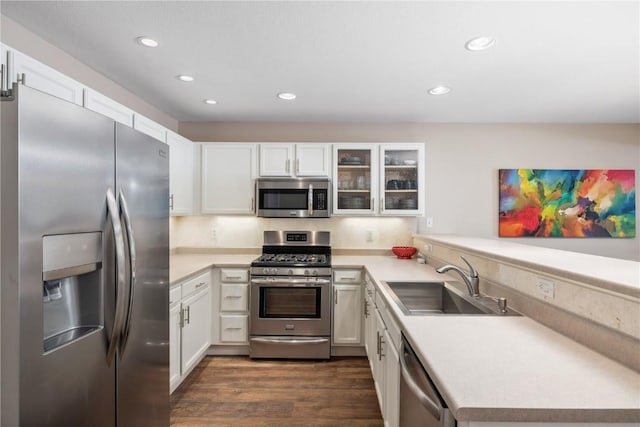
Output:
(255, 253), (328, 264)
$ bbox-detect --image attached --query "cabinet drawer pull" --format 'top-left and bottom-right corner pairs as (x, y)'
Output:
(195, 281), (207, 288)
(224, 327), (243, 330)
(225, 276), (242, 280)
(225, 295), (242, 299)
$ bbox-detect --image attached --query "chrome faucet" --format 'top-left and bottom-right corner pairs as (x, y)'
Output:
(435, 256), (480, 297)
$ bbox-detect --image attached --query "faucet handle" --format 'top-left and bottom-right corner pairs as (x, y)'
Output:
(460, 256), (478, 277)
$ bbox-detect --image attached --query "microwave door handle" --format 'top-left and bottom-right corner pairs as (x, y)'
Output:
(308, 183), (313, 216)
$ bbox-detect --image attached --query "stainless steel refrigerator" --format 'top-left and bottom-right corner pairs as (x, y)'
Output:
(1, 84), (170, 426)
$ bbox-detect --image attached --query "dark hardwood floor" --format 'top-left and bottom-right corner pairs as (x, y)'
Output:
(170, 356), (383, 427)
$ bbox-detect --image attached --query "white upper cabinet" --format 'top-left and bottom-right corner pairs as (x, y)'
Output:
(332, 143), (424, 216)
(379, 144), (424, 216)
(259, 143), (292, 176)
(133, 113), (167, 143)
(259, 143), (330, 177)
(83, 88), (134, 127)
(296, 144), (331, 177)
(11, 48), (84, 106)
(333, 144), (379, 215)
(201, 143), (257, 214)
(166, 131), (195, 216)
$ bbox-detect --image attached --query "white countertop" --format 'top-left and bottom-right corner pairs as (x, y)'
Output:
(170, 253), (256, 285)
(170, 252), (640, 422)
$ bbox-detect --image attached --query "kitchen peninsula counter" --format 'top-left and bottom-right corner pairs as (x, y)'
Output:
(170, 251), (640, 423)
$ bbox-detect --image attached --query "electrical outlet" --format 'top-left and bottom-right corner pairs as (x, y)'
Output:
(423, 243), (433, 252)
(536, 278), (555, 298)
(365, 230), (373, 242)
(210, 227), (217, 241)
(426, 217), (434, 228)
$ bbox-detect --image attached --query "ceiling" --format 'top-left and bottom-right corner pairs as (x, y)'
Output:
(1, 1), (639, 123)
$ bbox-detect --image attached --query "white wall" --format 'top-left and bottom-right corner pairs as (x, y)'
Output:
(422, 124), (639, 260)
(180, 122), (640, 260)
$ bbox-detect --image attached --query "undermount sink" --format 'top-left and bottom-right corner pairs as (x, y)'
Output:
(382, 280), (520, 316)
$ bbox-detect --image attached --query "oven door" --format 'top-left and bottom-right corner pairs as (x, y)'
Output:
(250, 277), (331, 336)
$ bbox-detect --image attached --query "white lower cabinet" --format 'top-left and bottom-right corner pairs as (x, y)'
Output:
(169, 271), (212, 393)
(169, 291), (182, 392)
(211, 268), (250, 346)
(383, 327), (400, 427)
(367, 274), (400, 427)
(364, 276), (377, 370)
(219, 314), (248, 342)
(181, 286), (212, 372)
(333, 284), (362, 345)
(332, 269), (364, 347)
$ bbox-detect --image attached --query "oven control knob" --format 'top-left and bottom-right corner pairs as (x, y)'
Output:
(304, 269), (310, 276)
(263, 268), (270, 275)
(287, 269), (294, 275)
(312, 269), (318, 276)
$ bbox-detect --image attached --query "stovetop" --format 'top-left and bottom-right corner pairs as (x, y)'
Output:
(252, 253), (329, 266)
(251, 231), (332, 276)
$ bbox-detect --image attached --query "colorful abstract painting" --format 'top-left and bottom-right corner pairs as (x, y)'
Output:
(499, 169), (636, 238)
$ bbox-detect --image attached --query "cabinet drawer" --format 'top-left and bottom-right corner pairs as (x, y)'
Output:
(333, 269), (362, 284)
(220, 268), (248, 283)
(220, 283), (248, 312)
(220, 315), (248, 343)
(169, 286), (182, 307)
(182, 271), (210, 298)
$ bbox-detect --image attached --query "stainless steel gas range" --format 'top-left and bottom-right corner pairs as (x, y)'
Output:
(249, 231), (332, 359)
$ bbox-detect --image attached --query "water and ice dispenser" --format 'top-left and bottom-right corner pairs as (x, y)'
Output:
(42, 232), (103, 352)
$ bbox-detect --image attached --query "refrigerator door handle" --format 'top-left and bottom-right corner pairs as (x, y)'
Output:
(106, 187), (127, 366)
(118, 190), (136, 357)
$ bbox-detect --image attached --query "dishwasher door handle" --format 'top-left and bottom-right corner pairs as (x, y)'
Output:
(399, 339), (443, 420)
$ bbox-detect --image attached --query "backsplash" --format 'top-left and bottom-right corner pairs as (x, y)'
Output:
(171, 215), (417, 250)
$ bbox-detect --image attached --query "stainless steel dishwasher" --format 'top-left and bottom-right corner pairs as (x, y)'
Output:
(399, 336), (456, 427)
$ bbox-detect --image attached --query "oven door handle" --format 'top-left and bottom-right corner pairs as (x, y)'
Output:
(250, 278), (331, 286)
(251, 337), (329, 345)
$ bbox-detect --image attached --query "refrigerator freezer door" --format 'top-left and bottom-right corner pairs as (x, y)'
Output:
(115, 123), (170, 427)
(4, 85), (116, 426)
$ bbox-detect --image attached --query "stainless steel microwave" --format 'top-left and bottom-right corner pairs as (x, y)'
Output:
(255, 177), (331, 218)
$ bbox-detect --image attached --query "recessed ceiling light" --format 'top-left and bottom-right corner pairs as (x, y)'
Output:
(136, 36), (158, 48)
(204, 99), (217, 105)
(177, 74), (194, 82)
(428, 86), (451, 96)
(277, 92), (297, 101)
(465, 36), (496, 51)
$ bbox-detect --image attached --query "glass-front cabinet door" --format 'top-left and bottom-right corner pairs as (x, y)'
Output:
(333, 144), (379, 214)
(379, 144), (424, 215)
